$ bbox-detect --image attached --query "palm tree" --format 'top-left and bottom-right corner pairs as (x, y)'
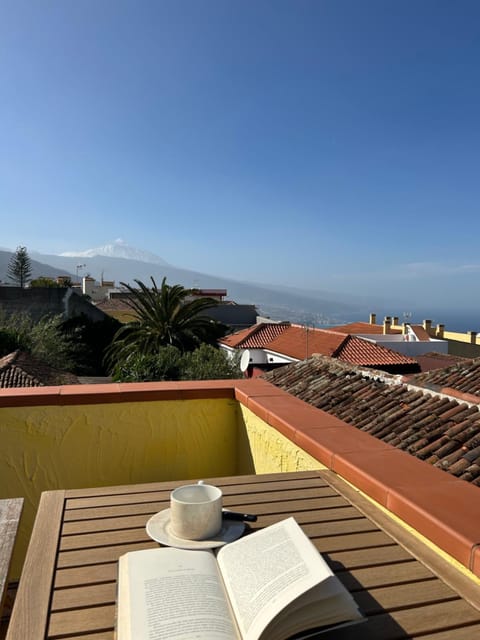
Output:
(105, 277), (224, 369)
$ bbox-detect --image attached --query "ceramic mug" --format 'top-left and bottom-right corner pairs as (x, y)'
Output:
(170, 481), (223, 540)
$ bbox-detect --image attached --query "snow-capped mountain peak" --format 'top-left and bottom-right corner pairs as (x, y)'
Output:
(59, 239), (169, 265)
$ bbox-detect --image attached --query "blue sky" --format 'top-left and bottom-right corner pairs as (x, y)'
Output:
(1, 1), (480, 310)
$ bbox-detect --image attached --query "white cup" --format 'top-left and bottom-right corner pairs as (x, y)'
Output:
(170, 481), (223, 540)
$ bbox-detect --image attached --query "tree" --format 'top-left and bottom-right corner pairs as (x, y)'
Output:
(61, 314), (121, 375)
(29, 314), (75, 371)
(0, 311), (74, 370)
(181, 344), (241, 380)
(105, 277), (226, 370)
(7, 246), (32, 288)
(111, 346), (184, 382)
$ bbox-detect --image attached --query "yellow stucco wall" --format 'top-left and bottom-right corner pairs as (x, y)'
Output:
(0, 397), (239, 577)
(1, 396), (323, 578)
(237, 405), (326, 474)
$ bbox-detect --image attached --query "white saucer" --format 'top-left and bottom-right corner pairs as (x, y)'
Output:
(146, 509), (246, 550)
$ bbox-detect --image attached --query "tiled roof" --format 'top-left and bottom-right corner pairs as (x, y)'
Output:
(407, 358), (480, 400)
(263, 355), (480, 486)
(330, 321), (432, 341)
(96, 299), (132, 311)
(95, 299), (137, 322)
(266, 326), (345, 359)
(415, 352), (468, 374)
(334, 334), (419, 369)
(219, 323), (290, 348)
(409, 324), (432, 340)
(267, 326), (419, 371)
(222, 323), (419, 372)
(329, 322), (402, 335)
(0, 351), (78, 388)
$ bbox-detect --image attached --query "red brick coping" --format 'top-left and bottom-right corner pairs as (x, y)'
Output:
(1, 378), (479, 577)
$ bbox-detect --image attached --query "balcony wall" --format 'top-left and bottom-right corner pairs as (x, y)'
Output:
(0, 381), (322, 577)
(1, 378), (480, 581)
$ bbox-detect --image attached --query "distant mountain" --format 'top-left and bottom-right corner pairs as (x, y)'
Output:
(0, 245), (367, 325)
(59, 239), (169, 266)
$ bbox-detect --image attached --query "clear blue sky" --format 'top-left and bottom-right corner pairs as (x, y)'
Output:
(1, 1), (480, 309)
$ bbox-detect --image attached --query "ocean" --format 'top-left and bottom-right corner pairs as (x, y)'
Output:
(342, 308), (480, 334)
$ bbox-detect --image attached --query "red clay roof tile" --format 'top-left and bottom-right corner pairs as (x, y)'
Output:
(329, 322), (402, 335)
(266, 326), (346, 359)
(408, 358), (480, 399)
(222, 323), (419, 372)
(263, 355), (480, 486)
(0, 351), (78, 388)
(334, 335), (418, 367)
(219, 323), (290, 348)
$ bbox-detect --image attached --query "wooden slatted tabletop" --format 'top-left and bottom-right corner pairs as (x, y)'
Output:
(6, 470), (480, 639)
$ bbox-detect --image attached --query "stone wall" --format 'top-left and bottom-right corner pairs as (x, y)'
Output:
(0, 287), (107, 322)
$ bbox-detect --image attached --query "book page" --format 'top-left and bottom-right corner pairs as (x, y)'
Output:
(216, 518), (337, 640)
(118, 547), (241, 640)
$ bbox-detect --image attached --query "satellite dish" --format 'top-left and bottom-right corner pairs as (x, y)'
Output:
(240, 350), (251, 373)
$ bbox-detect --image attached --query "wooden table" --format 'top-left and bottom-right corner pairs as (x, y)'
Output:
(6, 470), (480, 639)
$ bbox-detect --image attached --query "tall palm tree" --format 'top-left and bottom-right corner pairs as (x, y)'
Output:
(105, 277), (223, 369)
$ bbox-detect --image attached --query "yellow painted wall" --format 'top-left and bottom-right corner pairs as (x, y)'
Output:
(1, 397), (323, 578)
(237, 405), (326, 474)
(0, 397), (239, 577)
(441, 330), (480, 343)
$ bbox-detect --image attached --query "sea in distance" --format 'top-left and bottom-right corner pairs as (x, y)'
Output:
(338, 307), (480, 334)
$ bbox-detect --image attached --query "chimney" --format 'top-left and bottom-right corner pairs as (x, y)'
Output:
(369, 313), (376, 325)
(383, 316), (391, 334)
(423, 319), (432, 335)
(392, 316), (399, 327)
(437, 324), (444, 338)
(468, 331), (477, 344)
(402, 322), (409, 335)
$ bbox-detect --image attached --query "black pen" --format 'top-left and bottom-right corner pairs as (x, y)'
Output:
(222, 510), (257, 523)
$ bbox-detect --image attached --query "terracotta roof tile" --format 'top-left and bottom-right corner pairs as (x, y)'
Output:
(408, 358), (480, 399)
(96, 298), (132, 311)
(334, 335), (418, 368)
(219, 323), (290, 348)
(222, 323), (419, 373)
(409, 324), (431, 340)
(0, 351), (78, 388)
(266, 326), (346, 359)
(267, 326), (418, 372)
(263, 355), (480, 486)
(415, 352), (467, 373)
(330, 321), (437, 342)
(329, 322), (402, 335)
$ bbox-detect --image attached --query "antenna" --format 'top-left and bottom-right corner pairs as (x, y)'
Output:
(240, 350), (251, 373)
(76, 263), (86, 283)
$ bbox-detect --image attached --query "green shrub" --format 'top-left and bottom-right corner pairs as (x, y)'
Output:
(112, 344), (241, 382)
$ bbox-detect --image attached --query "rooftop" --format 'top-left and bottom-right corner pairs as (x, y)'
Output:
(329, 321), (401, 335)
(408, 357), (480, 400)
(415, 351), (469, 373)
(263, 356), (480, 485)
(0, 351), (78, 388)
(221, 323), (420, 372)
(219, 321), (291, 348)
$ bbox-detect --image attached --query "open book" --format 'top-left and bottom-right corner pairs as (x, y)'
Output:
(117, 517), (364, 640)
